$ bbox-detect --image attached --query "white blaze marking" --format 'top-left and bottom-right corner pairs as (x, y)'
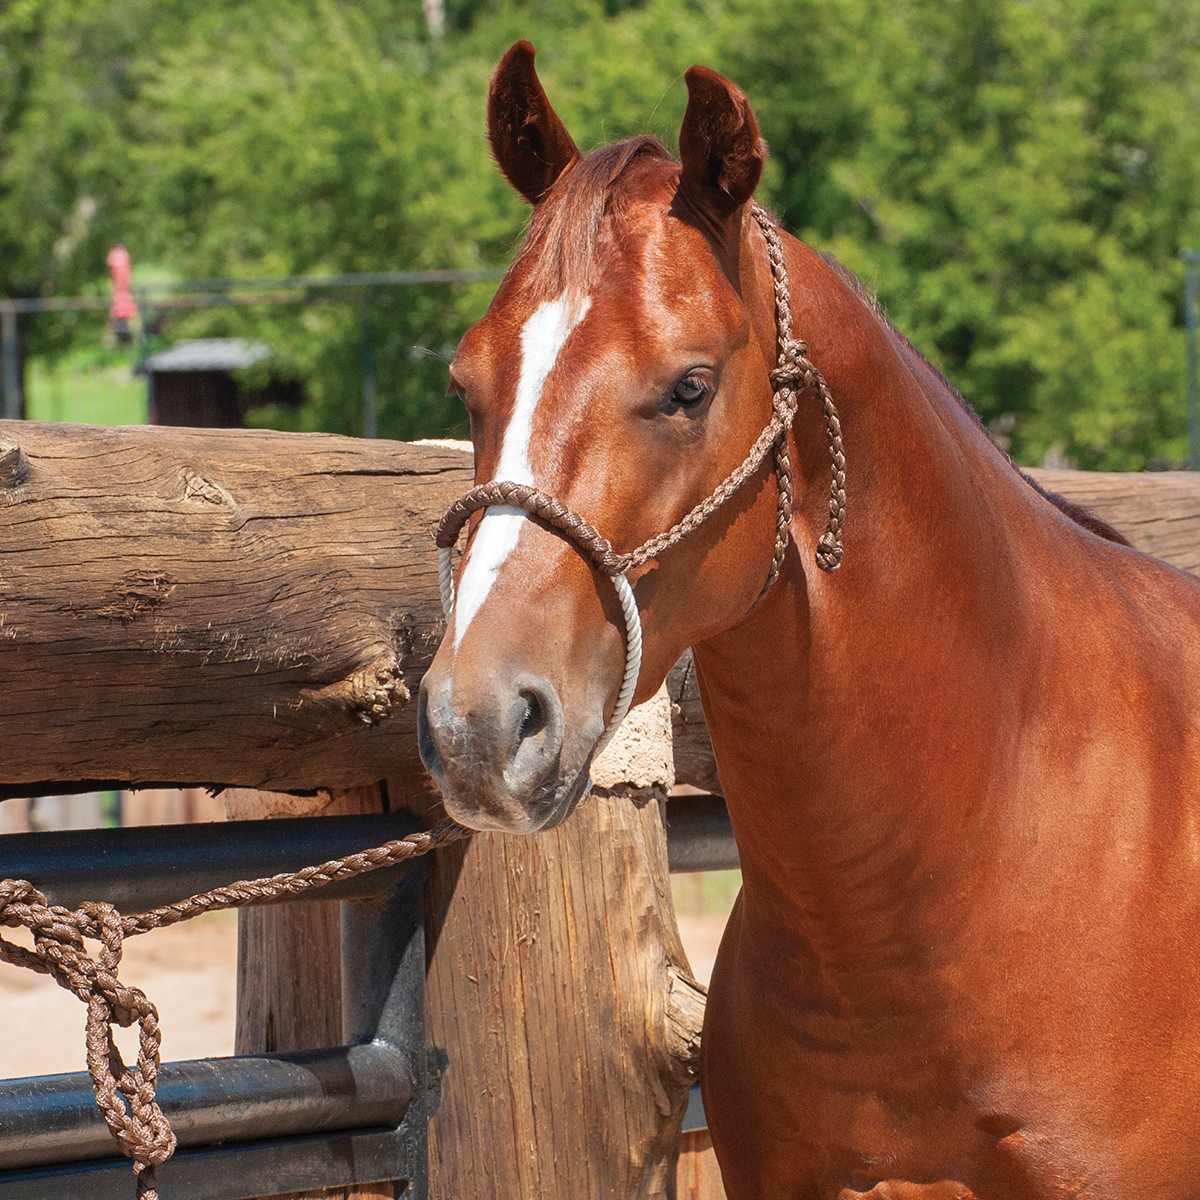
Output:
(452, 293), (591, 647)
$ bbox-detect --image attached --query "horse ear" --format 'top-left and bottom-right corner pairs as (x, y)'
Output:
(488, 41), (580, 206)
(678, 65), (766, 218)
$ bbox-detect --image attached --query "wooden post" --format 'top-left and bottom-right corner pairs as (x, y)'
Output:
(230, 783), (396, 1200)
(422, 687), (705, 1199)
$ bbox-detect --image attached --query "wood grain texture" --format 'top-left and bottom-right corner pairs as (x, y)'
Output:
(235, 785), (394, 1200)
(0, 420), (1195, 802)
(676, 1131), (727, 1200)
(422, 788), (705, 1200)
(0, 421), (471, 794)
(667, 652), (720, 794)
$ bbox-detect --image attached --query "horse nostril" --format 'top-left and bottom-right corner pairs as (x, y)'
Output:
(517, 689), (547, 745)
(504, 676), (563, 797)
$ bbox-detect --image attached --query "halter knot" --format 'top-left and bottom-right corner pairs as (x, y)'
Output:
(768, 337), (810, 392)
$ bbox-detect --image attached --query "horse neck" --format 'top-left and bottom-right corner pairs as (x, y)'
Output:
(695, 232), (1044, 940)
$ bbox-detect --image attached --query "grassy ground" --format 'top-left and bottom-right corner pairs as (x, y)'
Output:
(25, 351), (147, 426)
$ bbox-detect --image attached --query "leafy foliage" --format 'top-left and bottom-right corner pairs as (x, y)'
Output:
(2, 0), (1198, 464)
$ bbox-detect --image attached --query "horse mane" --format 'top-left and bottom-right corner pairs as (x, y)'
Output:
(817, 251), (1131, 548)
(514, 135), (675, 303)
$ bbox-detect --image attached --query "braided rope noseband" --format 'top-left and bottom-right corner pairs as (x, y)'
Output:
(436, 205), (847, 749)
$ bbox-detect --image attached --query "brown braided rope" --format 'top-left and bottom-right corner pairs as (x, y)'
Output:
(0, 818), (469, 1200)
(435, 205), (846, 587)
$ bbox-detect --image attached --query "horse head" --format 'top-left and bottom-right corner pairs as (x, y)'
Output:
(419, 41), (816, 833)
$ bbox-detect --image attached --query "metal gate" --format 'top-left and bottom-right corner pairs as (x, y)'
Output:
(0, 812), (430, 1199)
(0, 794), (735, 1198)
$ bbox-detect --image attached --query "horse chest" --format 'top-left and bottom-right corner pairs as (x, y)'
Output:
(702, 903), (1200, 1199)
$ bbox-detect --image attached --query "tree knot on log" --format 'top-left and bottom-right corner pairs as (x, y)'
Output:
(0, 437), (30, 488)
(349, 660), (411, 723)
(96, 571), (177, 623)
(306, 655), (412, 725)
(665, 963), (707, 1083)
(180, 470), (234, 509)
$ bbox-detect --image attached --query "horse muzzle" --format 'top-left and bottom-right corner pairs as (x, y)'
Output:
(418, 667), (597, 833)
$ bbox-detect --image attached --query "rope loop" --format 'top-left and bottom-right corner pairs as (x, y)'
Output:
(436, 205), (846, 621)
(0, 820), (472, 1200)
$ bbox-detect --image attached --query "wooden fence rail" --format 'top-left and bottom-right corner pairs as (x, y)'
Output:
(3, 417), (1200, 1200)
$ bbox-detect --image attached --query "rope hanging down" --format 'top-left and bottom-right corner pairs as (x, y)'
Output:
(0, 820), (470, 1200)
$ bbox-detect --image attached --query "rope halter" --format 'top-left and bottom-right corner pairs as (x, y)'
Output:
(435, 205), (847, 750)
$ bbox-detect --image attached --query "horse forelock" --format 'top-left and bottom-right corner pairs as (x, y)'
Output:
(513, 135), (677, 304)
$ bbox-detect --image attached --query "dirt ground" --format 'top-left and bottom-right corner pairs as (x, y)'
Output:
(0, 907), (729, 1080)
(0, 911), (239, 1079)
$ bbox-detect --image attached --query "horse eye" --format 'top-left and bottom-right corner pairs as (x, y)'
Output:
(671, 374), (709, 407)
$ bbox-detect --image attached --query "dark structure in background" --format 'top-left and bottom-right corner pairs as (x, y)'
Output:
(2, 265), (506, 434)
(139, 338), (303, 427)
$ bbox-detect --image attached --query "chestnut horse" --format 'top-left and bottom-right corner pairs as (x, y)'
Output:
(418, 41), (1200, 1200)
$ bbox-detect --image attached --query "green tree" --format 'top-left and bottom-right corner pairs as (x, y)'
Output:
(727, 0), (1200, 467)
(3, 0), (1198, 461)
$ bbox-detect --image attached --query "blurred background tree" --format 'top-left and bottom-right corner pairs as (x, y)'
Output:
(2, 0), (1198, 464)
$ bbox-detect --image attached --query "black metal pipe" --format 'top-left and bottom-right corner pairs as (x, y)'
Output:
(1183, 249), (1200, 471)
(0, 811), (427, 911)
(0, 1043), (412, 1171)
(0, 1127), (414, 1200)
(1, 310), (20, 421)
(666, 793), (739, 873)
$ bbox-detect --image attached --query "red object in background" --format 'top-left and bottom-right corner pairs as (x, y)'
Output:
(106, 245), (139, 322)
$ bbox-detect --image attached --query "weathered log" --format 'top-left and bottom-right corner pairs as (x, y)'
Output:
(422, 789), (704, 1200)
(2, 423), (1197, 803)
(667, 652), (721, 794)
(0, 420), (470, 795)
(421, 684), (704, 1199)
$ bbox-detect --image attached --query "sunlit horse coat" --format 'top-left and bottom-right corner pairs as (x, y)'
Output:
(419, 41), (1200, 1200)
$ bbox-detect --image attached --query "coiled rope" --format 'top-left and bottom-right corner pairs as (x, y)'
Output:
(0, 819), (469, 1200)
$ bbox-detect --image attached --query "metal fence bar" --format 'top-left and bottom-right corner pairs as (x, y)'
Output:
(0, 811), (426, 911)
(131, 268), (508, 293)
(665, 793), (738, 873)
(1, 309), (20, 420)
(0, 1043), (412, 1171)
(0, 799), (736, 905)
(0, 831), (430, 1200)
(342, 876), (429, 1198)
(1182, 249), (1200, 471)
(362, 292), (377, 438)
(0, 1127), (414, 1200)
(0, 268), (508, 316)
